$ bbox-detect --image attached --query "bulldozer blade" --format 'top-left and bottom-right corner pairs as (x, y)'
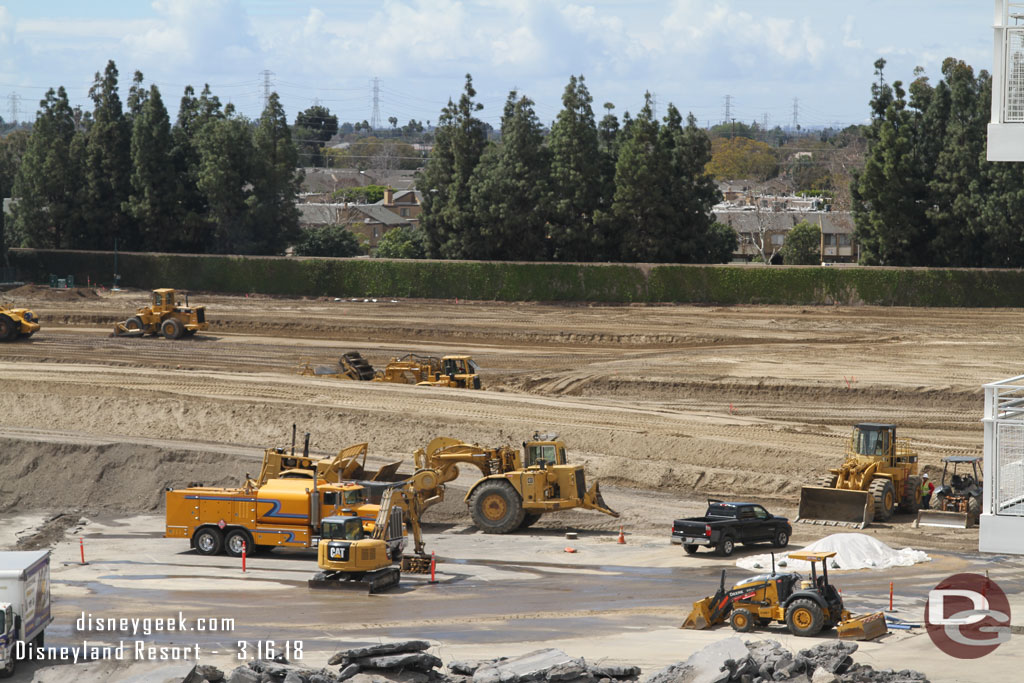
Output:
(915, 509), (971, 529)
(308, 567), (401, 594)
(796, 486), (872, 528)
(583, 481), (619, 518)
(838, 612), (888, 641)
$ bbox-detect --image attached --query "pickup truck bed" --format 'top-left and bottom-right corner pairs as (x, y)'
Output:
(671, 501), (791, 557)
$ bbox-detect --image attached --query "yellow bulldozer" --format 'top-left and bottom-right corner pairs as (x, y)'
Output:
(113, 288), (207, 339)
(0, 305), (40, 341)
(299, 351), (482, 389)
(682, 551), (888, 640)
(308, 483), (430, 593)
(797, 423), (922, 528)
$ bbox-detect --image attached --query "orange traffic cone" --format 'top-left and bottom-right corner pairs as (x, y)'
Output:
(617, 526), (626, 544)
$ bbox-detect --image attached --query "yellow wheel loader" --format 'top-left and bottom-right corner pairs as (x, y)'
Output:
(915, 456), (983, 528)
(0, 305), (40, 341)
(681, 551), (888, 641)
(797, 423), (922, 528)
(113, 288), (207, 339)
(308, 484), (430, 593)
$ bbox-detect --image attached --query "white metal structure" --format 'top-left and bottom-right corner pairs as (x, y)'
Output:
(989, 2), (1024, 159)
(979, 375), (1024, 553)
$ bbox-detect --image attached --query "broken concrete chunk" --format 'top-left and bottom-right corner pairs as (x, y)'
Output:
(640, 662), (696, 683)
(450, 661), (485, 675)
(797, 642), (857, 675)
(337, 664), (361, 682)
(810, 668), (837, 683)
(588, 664), (641, 680)
(227, 666), (261, 683)
(545, 658), (592, 682)
(355, 652), (444, 672)
(474, 649), (578, 683)
(329, 641), (433, 665)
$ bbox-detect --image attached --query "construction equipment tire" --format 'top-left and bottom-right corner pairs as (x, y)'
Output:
(223, 529), (252, 558)
(869, 479), (896, 522)
(519, 512), (542, 529)
(124, 316), (144, 334)
(161, 317), (184, 340)
(716, 536), (736, 557)
(968, 497), (981, 525)
(772, 529), (790, 548)
(785, 599), (825, 637)
(816, 474), (838, 488)
(900, 477), (921, 513)
(0, 314), (16, 341)
(469, 480), (525, 534)
(683, 544), (700, 555)
(193, 527), (223, 556)
(730, 608), (756, 633)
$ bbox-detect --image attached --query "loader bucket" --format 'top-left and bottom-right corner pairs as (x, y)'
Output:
(796, 486), (873, 528)
(112, 321), (145, 337)
(583, 481), (619, 518)
(681, 596), (716, 630)
(915, 509), (971, 529)
(837, 612), (888, 641)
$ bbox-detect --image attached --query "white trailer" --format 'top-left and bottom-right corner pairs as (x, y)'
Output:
(0, 550), (52, 678)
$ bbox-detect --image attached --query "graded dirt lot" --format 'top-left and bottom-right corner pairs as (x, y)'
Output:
(1, 285), (1021, 681)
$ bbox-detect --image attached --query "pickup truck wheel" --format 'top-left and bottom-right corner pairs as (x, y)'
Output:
(717, 536), (736, 557)
(223, 529), (252, 558)
(682, 544), (700, 555)
(730, 608), (755, 633)
(772, 530), (790, 548)
(193, 527), (223, 556)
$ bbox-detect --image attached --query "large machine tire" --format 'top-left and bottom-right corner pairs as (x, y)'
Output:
(730, 608), (756, 633)
(869, 479), (896, 522)
(900, 477), (921, 514)
(682, 544), (700, 555)
(716, 535), (736, 557)
(123, 316), (144, 334)
(193, 527), (223, 556)
(968, 497), (982, 524)
(223, 529), (253, 558)
(469, 481), (525, 534)
(161, 317), (184, 340)
(0, 314), (17, 341)
(816, 474), (838, 488)
(785, 599), (825, 637)
(519, 512), (542, 529)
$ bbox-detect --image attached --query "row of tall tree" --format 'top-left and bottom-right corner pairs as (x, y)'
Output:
(418, 75), (734, 263)
(8, 61), (302, 254)
(853, 58), (1024, 267)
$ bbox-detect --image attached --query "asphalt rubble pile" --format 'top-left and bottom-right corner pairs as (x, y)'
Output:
(174, 638), (927, 683)
(643, 637), (929, 683)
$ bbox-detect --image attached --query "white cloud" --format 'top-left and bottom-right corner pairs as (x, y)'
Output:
(842, 16), (862, 49)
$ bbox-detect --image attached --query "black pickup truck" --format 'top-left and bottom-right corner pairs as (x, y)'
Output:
(671, 500), (791, 557)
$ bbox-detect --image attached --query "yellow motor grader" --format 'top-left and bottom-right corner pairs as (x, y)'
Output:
(0, 305), (40, 341)
(113, 288), (207, 339)
(797, 423), (922, 528)
(682, 551), (888, 640)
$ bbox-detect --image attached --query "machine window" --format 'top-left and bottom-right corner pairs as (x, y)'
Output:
(322, 491), (338, 505)
(753, 506), (769, 519)
(343, 490), (366, 505)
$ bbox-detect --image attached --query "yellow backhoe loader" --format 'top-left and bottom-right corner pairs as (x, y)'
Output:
(797, 423), (922, 528)
(0, 305), (40, 341)
(113, 288), (207, 339)
(308, 484), (430, 593)
(682, 551), (887, 640)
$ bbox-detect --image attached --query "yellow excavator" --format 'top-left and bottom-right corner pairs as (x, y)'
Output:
(682, 551), (888, 640)
(797, 424), (922, 528)
(308, 484), (430, 593)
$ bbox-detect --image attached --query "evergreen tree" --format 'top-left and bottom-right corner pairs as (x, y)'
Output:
(417, 74), (488, 258)
(11, 87), (83, 248)
(170, 85), (220, 252)
(125, 83), (181, 251)
(547, 75), (605, 261)
(294, 105), (338, 167)
(250, 92), (302, 254)
(0, 131), (30, 261)
(466, 91), (550, 260)
(780, 221), (821, 265)
(195, 114), (253, 253)
(78, 60), (133, 249)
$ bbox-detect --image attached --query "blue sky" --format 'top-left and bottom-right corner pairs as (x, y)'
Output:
(0, 1), (993, 129)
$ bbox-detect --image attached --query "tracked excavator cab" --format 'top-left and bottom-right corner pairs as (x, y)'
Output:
(321, 517), (365, 541)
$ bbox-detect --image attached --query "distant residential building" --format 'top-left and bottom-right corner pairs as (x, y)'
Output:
(296, 189), (422, 249)
(714, 201), (856, 264)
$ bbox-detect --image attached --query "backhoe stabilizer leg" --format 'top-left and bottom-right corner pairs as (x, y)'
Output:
(583, 481), (619, 518)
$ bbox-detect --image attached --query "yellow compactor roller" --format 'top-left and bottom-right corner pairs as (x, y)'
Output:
(682, 551), (887, 640)
(797, 424), (922, 528)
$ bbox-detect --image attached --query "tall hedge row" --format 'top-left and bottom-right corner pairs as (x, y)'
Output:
(10, 248), (1024, 307)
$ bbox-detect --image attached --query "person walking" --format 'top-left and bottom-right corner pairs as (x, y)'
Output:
(920, 473), (934, 509)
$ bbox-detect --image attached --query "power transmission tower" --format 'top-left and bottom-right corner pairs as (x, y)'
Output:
(7, 92), (21, 124)
(792, 98), (799, 130)
(650, 92), (658, 118)
(259, 69), (274, 111)
(762, 113), (769, 131)
(723, 95), (732, 123)
(370, 77), (382, 131)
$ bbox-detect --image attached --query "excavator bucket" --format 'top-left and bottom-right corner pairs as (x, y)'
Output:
(837, 612), (888, 641)
(308, 566), (401, 594)
(796, 486), (872, 528)
(682, 570), (731, 630)
(915, 510), (971, 529)
(582, 481), (619, 518)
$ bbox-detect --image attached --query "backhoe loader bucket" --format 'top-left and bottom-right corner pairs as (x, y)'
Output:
(582, 481), (619, 518)
(915, 509), (971, 529)
(837, 612), (888, 641)
(681, 570), (730, 630)
(796, 486), (873, 528)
